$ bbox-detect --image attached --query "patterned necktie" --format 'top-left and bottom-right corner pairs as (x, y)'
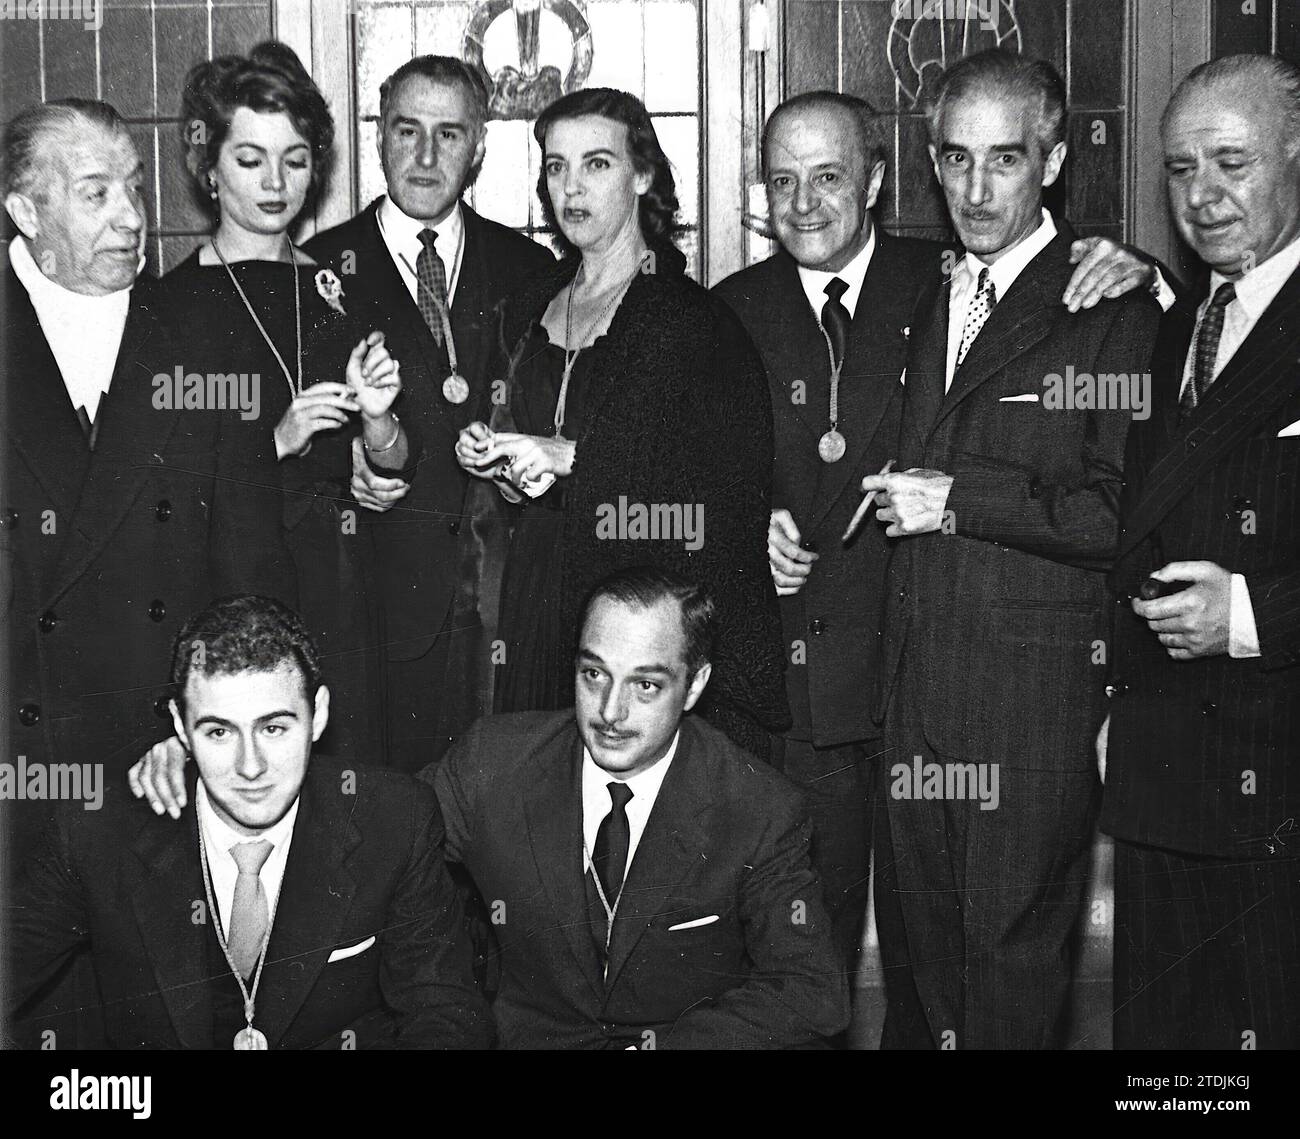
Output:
(1179, 281), (1237, 419)
(228, 840), (273, 979)
(592, 781), (634, 903)
(957, 266), (996, 367)
(416, 228), (448, 346)
(821, 276), (851, 369)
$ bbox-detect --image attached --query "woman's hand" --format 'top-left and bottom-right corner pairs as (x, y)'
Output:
(348, 331), (402, 422)
(480, 431), (576, 484)
(274, 382), (360, 459)
(456, 421), (501, 479)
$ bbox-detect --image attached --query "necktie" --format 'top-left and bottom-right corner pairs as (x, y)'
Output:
(416, 228), (448, 345)
(957, 266), (996, 367)
(227, 840), (273, 979)
(592, 781), (634, 904)
(821, 277), (851, 369)
(1179, 281), (1236, 419)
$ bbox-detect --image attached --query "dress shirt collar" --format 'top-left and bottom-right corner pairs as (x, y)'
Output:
(9, 232), (139, 307)
(796, 223), (877, 320)
(581, 730), (680, 812)
(959, 207), (1057, 301)
(1208, 229), (1300, 321)
(196, 780), (300, 871)
(377, 194), (465, 290)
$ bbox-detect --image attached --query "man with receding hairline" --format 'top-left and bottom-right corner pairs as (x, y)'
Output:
(305, 56), (554, 772)
(712, 85), (1164, 983)
(1101, 53), (1300, 1050)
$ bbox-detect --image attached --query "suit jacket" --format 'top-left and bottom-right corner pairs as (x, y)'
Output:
(877, 223), (1161, 766)
(426, 710), (849, 1049)
(713, 233), (948, 745)
(1, 267), (295, 845)
(8, 757), (493, 1049)
(303, 200), (555, 661)
(1101, 263), (1300, 858)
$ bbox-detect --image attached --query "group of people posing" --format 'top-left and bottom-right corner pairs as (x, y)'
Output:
(3, 38), (1297, 1050)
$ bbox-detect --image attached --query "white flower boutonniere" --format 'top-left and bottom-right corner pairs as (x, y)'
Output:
(315, 268), (346, 315)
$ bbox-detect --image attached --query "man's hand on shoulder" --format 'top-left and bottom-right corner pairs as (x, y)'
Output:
(1063, 236), (1168, 312)
(127, 736), (190, 819)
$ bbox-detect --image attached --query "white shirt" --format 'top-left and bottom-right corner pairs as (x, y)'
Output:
(796, 225), (878, 321)
(9, 235), (132, 422)
(944, 208), (1059, 391)
(1178, 232), (1300, 659)
(376, 195), (466, 309)
(196, 782), (299, 939)
(581, 731), (680, 880)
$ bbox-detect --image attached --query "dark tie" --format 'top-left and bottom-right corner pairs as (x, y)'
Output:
(416, 228), (448, 345)
(1179, 281), (1236, 419)
(592, 781), (634, 903)
(74, 398), (103, 450)
(821, 277), (851, 369)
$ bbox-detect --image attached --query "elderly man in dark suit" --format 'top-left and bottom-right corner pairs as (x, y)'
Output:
(426, 566), (848, 1049)
(1, 99), (295, 898)
(8, 596), (491, 1050)
(305, 56), (554, 771)
(1101, 53), (1300, 1050)
(861, 50), (1161, 1049)
(712, 89), (1166, 975)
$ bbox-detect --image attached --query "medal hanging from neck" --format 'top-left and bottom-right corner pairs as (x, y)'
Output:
(197, 824), (281, 1050)
(817, 322), (846, 463)
(554, 265), (638, 437)
(213, 235), (302, 403)
(396, 248), (469, 405)
(582, 834), (626, 980)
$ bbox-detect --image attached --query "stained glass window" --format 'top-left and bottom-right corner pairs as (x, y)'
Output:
(353, 0), (703, 278)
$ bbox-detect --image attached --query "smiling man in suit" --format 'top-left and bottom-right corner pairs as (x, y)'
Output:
(859, 50), (1160, 1049)
(426, 565), (848, 1049)
(304, 56), (554, 771)
(1101, 54), (1300, 1050)
(8, 595), (491, 1049)
(712, 90), (1163, 975)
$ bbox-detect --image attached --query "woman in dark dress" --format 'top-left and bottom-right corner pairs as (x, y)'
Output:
(159, 42), (412, 761)
(456, 88), (789, 759)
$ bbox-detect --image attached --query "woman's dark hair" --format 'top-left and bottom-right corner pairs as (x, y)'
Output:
(171, 594), (323, 712)
(180, 39), (334, 225)
(533, 87), (679, 256)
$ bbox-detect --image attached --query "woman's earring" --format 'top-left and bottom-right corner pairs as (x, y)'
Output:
(207, 173), (218, 200)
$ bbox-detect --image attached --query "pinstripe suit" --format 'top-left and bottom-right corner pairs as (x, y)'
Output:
(872, 223), (1161, 1049)
(1101, 260), (1300, 1049)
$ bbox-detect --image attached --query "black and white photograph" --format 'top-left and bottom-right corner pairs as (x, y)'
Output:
(0, 0), (1296, 1118)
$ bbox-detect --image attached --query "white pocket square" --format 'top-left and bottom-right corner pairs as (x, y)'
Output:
(667, 915), (719, 932)
(1277, 419), (1300, 437)
(999, 393), (1040, 402)
(327, 935), (375, 962)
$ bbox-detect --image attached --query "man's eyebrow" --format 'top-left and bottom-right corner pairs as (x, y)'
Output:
(191, 709), (299, 728)
(576, 649), (606, 664)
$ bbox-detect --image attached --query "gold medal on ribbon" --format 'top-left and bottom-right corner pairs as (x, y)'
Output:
(442, 373), (470, 405)
(818, 429), (847, 463)
(234, 1026), (269, 1050)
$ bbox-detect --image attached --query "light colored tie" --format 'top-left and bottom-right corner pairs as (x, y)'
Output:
(228, 840), (273, 979)
(956, 267), (996, 367)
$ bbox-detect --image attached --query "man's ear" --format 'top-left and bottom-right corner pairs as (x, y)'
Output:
(864, 159), (886, 210)
(682, 662), (712, 713)
(311, 684), (331, 742)
(5, 192), (39, 240)
(168, 698), (190, 751)
(928, 143), (941, 182)
(1041, 141), (1067, 189)
(471, 123), (487, 172)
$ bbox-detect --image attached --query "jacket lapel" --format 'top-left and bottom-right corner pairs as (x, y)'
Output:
(130, 807), (213, 1050)
(806, 234), (915, 532)
(1118, 263), (1300, 557)
(257, 767), (361, 1047)
(602, 723), (711, 998)
(522, 725), (606, 1005)
(3, 268), (94, 528)
(769, 251), (832, 444)
(48, 293), (185, 605)
(898, 275), (950, 462)
(932, 227), (1075, 430)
